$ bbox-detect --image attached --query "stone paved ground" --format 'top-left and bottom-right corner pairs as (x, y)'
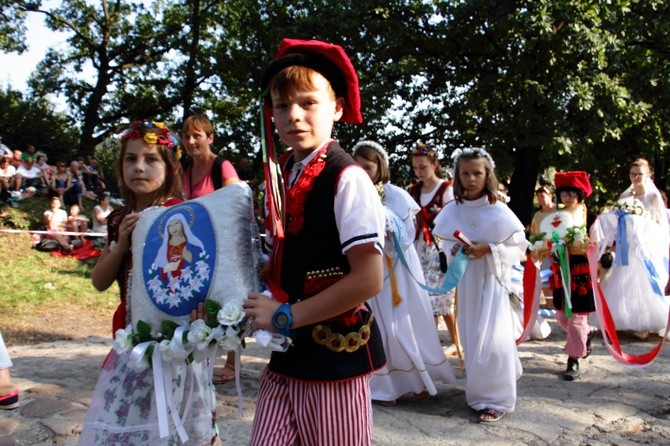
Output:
(1, 319), (670, 445)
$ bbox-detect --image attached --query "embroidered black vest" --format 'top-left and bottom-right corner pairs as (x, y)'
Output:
(269, 142), (386, 381)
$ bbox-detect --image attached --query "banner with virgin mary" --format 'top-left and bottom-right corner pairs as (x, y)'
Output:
(129, 182), (261, 328)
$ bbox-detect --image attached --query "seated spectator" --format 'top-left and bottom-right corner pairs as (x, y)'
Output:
(35, 152), (54, 196)
(10, 150), (23, 168)
(21, 144), (36, 162)
(67, 203), (89, 248)
(63, 160), (96, 207)
(0, 144), (11, 158)
(91, 191), (113, 249)
(0, 331), (18, 410)
(0, 157), (16, 203)
(82, 156), (107, 197)
(43, 196), (71, 250)
(49, 160), (71, 199)
(14, 156), (42, 193)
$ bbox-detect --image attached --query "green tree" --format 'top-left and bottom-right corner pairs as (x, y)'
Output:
(419, 0), (669, 224)
(0, 86), (79, 159)
(19, 0), (182, 154)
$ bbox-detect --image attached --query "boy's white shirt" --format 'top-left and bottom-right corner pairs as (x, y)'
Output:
(276, 139), (384, 255)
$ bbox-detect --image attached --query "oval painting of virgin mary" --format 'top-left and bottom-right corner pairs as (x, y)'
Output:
(141, 202), (216, 316)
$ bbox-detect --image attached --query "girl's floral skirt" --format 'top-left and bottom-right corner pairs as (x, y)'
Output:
(78, 349), (218, 446)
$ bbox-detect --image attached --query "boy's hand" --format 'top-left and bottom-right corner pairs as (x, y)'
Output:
(243, 292), (281, 332)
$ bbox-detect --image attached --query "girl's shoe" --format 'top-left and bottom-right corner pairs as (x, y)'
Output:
(0, 386), (19, 410)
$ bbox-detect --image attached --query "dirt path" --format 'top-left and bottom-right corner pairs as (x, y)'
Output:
(2, 320), (670, 445)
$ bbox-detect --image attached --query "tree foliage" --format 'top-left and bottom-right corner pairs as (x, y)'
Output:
(0, 86), (78, 159)
(1, 0), (668, 223)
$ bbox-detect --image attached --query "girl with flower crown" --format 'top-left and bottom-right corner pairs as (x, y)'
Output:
(409, 144), (462, 357)
(590, 158), (670, 339)
(433, 147), (528, 423)
(79, 121), (222, 446)
(353, 141), (456, 406)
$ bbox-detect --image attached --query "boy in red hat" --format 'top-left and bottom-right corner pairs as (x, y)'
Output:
(243, 39), (386, 445)
(550, 171), (597, 380)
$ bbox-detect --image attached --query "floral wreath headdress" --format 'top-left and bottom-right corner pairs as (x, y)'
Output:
(410, 141), (437, 159)
(451, 146), (496, 169)
(121, 120), (179, 152)
(352, 140), (389, 166)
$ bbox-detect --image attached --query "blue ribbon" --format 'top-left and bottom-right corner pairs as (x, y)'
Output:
(614, 211), (664, 300)
(389, 229), (469, 294)
(614, 211), (629, 267)
(643, 257), (665, 300)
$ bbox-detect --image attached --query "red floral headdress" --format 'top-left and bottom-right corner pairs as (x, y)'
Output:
(121, 120), (179, 151)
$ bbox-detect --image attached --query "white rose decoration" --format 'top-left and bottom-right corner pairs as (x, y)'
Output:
(158, 339), (177, 362)
(217, 302), (245, 326)
(532, 240), (545, 251)
(187, 319), (213, 350)
(112, 326), (134, 354)
(219, 326), (243, 351)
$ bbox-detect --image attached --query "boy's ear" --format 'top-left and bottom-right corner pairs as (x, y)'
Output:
(333, 97), (345, 122)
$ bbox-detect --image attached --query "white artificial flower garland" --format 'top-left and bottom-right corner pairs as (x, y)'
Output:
(450, 147), (496, 169)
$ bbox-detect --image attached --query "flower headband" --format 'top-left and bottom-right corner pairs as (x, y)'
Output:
(410, 141), (437, 159)
(451, 147), (496, 169)
(352, 140), (388, 166)
(120, 121), (179, 151)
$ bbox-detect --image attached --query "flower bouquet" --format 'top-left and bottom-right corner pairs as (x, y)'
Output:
(529, 232), (552, 259)
(565, 225), (588, 255)
(113, 299), (251, 371)
(613, 198), (648, 217)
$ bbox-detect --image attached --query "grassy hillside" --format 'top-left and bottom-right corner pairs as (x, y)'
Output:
(0, 196), (117, 346)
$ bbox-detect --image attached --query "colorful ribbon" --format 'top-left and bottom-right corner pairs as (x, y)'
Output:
(389, 230), (468, 295)
(519, 258), (543, 344)
(551, 232), (573, 318)
(587, 242), (668, 367)
(384, 254), (403, 307)
(614, 211), (629, 267)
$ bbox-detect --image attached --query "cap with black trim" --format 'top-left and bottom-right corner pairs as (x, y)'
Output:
(260, 38), (362, 124)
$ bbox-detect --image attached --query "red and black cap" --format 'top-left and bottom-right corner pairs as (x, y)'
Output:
(260, 38), (362, 124)
(555, 171), (593, 197)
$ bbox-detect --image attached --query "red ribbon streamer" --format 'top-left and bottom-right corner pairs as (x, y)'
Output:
(587, 242), (667, 366)
(519, 258), (542, 344)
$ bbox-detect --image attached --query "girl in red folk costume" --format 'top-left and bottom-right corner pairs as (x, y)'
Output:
(549, 171), (597, 381)
(93, 121), (183, 337)
(81, 121), (222, 445)
(409, 144), (462, 356)
(242, 39), (386, 446)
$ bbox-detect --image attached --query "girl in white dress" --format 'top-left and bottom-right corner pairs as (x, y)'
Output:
(353, 141), (456, 405)
(433, 147), (528, 423)
(408, 144), (462, 356)
(591, 158), (670, 338)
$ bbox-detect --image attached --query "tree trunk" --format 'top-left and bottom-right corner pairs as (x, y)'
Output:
(507, 146), (541, 227)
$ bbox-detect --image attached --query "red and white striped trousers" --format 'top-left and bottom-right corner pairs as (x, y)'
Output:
(249, 367), (373, 446)
(555, 310), (590, 359)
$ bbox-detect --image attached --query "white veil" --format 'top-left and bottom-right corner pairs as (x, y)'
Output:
(154, 213), (205, 269)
